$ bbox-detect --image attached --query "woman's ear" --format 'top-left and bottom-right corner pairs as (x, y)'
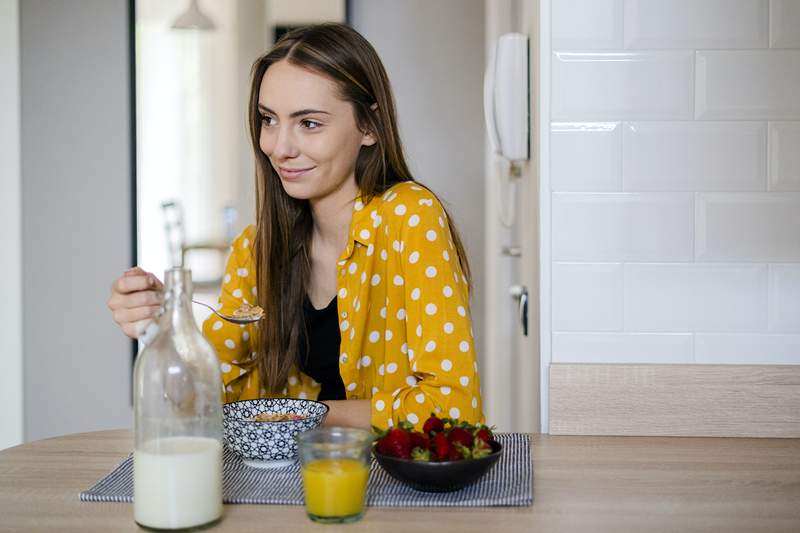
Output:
(361, 129), (377, 147)
(362, 103), (378, 146)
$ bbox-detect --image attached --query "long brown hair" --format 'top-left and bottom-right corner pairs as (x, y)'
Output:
(245, 23), (471, 394)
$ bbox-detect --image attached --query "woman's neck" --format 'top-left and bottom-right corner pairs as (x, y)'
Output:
(309, 176), (358, 254)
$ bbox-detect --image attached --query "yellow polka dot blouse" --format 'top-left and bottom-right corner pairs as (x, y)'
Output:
(202, 181), (485, 431)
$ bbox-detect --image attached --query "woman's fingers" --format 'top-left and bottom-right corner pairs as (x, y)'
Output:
(121, 322), (143, 339)
(124, 266), (146, 277)
(113, 269), (163, 294)
(127, 267), (164, 289)
(128, 290), (163, 308)
(112, 305), (161, 325)
(112, 274), (151, 294)
(108, 288), (162, 311)
(110, 267), (164, 339)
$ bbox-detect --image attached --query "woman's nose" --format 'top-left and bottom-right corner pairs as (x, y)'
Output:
(271, 126), (298, 159)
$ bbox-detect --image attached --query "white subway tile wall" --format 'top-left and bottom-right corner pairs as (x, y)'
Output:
(695, 193), (800, 262)
(552, 51), (695, 120)
(770, 0), (800, 48)
(549, 0), (800, 364)
(552, 263), (623, 331)
(622, 122), (767, 191)
(768, 264), (800, 333)
(694, 334), (800, 364)
(768, 122), (800, 191)
(624, 0), (769, 50)
(553, 332), (693, 363)
(551, 122), (622, 191)
(695, 50), (800, 119)
(552, 0), (623, 50)
(623, 263), (768, 332)
(552, 192), (694, 261)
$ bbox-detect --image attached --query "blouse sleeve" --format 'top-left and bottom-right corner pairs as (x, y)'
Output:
(201, 228), (257, 402)
(378, 196), (484, 429)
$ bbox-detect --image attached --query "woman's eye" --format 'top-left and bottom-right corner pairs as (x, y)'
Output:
(302, 120), (321, 130)
(260, 115), (275, 126)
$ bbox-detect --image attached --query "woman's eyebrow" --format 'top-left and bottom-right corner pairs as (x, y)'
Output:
(258, 104), (331, 118)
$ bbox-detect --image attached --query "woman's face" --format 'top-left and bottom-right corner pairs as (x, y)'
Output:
(257, 60), (376, 202)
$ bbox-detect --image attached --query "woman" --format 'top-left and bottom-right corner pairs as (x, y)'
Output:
(108, 23), (483, 431)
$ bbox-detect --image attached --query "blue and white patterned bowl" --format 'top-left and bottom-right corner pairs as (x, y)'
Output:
(223, 398), (329, 469)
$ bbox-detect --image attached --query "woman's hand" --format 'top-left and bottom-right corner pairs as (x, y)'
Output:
(107, 266), (164, 339)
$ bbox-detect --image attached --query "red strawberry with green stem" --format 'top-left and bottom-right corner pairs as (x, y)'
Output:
(474, 426), (494, 447)
(422, 413), (445, 435)
(431, 431), (450, 461)
(447, 427), (474, 449)
(375, 427), (412, 459)
(471, 438), (492, 459)
(448, 442), (469, 461)
(409, 431), (430, 451)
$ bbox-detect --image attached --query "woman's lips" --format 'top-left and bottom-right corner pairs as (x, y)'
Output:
(278, 166), (314, 180)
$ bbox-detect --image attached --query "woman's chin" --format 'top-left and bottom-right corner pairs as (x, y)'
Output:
(279, 180), (315, 200)
(278, 170), (355, 203)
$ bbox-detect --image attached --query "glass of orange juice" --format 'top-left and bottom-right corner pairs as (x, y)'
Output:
(296, 427), (372, 524)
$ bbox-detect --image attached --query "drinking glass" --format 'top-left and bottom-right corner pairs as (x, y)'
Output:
(296, 427), (373, 524)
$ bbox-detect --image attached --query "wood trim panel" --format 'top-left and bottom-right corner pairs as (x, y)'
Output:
(549, 363), (800, 437)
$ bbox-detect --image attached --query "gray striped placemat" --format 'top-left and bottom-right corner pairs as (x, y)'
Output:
(80, 433), (531, 507)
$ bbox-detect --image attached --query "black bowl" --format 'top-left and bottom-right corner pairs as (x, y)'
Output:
(372, 441), (503, 492)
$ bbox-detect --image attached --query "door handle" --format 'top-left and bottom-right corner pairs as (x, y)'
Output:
(508, 285), (529, 336)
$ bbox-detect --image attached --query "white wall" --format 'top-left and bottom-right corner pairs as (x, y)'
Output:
(541, 0), (800, 422)
(265, 0), (344, 28)
(0, 0), (23, 450)
(350, 0), (487, 384)
(21, 0), (134, 441)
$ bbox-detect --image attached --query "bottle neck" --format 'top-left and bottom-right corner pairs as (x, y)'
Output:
(161, 268), (196, 331)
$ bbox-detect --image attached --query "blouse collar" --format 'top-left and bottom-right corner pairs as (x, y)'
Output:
(337, 192), (379, 263)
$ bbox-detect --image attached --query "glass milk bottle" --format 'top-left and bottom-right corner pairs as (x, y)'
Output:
(133, 268), (223, 530)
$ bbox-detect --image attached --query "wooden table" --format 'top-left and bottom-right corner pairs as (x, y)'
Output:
(1, 430), (798, 532)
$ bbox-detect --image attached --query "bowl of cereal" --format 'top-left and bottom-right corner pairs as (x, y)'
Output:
(223, 398), (329, 468)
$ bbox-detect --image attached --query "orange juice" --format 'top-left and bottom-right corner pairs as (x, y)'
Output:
(301, 458), (369, 518)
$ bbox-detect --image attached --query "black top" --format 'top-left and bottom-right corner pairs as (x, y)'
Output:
(297, 295), (346, 401)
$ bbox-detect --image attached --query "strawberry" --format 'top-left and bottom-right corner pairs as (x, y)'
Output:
(411, 447), (431, 461)
(422, 413), (445, 435)
(474, 427), (494, 446)
(374, 419), (496, 463)
(431, 431), (450, 461)
(409, 431), (430, 451)
(447, 427), (474, 450)
(471, 438), (492, 459)
(448, 442), (468, 461)
(396, 420), (415, 431)
(376, 428), (412, 459)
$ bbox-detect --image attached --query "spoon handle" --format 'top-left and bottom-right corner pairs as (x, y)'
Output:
(191, 299), (259, 324)
(191, 299), (217, 314)
(134, 301), (210, 342)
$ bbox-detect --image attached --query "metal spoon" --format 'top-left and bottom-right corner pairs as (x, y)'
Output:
(191, 299), (264, 325)
(133, 301), (261, 344)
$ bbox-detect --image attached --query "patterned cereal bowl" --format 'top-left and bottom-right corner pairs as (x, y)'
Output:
(223, 398), (329, 469)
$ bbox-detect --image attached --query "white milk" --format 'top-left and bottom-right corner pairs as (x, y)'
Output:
(134, 436), (223, 530)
